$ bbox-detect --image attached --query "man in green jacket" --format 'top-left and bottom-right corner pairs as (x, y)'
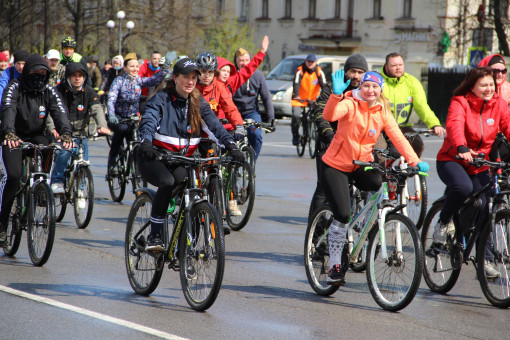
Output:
(381, 52), (445, 156)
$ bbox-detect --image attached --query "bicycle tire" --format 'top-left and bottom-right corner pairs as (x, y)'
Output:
(207, 176), (224, 219)
(296, 115), (306, 157)
(73, 167), (94, 229)
(476, 209), (510, 308)
(401, 174), (428, 230)
(27, 182), (56, 266)
(421, 202), (461, 294)
(241, 144), (256, 174)
(108, 155), (126, 202)
(226, 161), (255, 231)
(131, 145), (147, 193)
(125, 193), (163, 295)
(179, 201), (225, 311)
(304, 205), (340, 295)
(309, 125), (317, 159)
(2, 196), (23, 256)
(366, 213), (423, 311)
(54, 193), (67, 222)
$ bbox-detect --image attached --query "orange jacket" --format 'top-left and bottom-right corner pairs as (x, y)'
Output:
(291, 65), (325, 107)
(196, 78), (243, 130)
(322, 91), (421, 172)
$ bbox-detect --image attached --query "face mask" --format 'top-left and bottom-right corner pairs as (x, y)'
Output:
(28, 73), (47, 90)
(113, 65), (122, 70)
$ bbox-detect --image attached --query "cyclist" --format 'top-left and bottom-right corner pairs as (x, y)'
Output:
(0, 52), (8, 75)
(45, 49), (66, 88)
(290, 54), (326, 146)
(0, 54), (73, 246)
(59, 36), (91, 87)
(309, 53), (369, 217)
(137, 57), (245, 251)
(48, 62), (110, 196)
(88, 55), (102, 92)
(106, 52), (170, 174)
(478, 54), (510, 105)
(435, 67), (510, 278)
(0, 50), (29, 108)
(321, 71), (429, 284)
(381, 52), (445, 157)
(99, 55), (124, 97)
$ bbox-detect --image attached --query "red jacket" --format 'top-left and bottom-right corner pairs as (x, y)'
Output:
(437, 92), (510, 174)
(196, 78), (243, 130)
(138, 60), (160, 97)
(216, 50), (266, 94)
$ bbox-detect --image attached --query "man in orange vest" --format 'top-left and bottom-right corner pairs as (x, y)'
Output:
(291, 54), (326, 145)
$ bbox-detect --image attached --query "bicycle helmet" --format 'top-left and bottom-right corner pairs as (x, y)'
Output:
(195, 52), (218, 71)
(61, 36), (77, 49)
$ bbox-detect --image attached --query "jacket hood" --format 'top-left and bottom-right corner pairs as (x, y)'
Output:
(217, 57), (237, 77)
(20, 54), (50, 91)
(478, 54), (506, 67)
(65, 61), (88, 81)
(380, 65), (409, 85)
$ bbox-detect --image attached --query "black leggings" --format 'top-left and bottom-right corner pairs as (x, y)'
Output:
(137, 152), (187, 217)
(321, 162), (382, 224)
(0, 134), (50, 225)
(108, 122), (132, 168)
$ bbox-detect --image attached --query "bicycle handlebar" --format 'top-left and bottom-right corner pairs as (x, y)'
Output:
(454, 154), (508, 169)
(118, 115), (140, 125)
(155, 148), (232, 166)
(353, 160), (428, 177)
(243, 118), (276, 133)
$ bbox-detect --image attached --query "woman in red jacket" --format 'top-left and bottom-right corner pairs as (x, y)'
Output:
(435, 67), (510, 276)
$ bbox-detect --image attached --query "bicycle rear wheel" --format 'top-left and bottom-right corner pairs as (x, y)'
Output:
(308, 123), (317, 159)
(54, 193), (67, 222)
(108, 155), (126, 202)
(477, 209), (510, 308)
(226, 161), (255, 231)
(125, 193), (163, 296)
(401, 174), (428, 230)
(366, 214), (423, 311)
(3, 196), (23, 256)
(73, 167), (94, 229)
(27, 182), (56, 266)
(421, 202), (461, 293)
(304, 205), (341, 296)
(207, 176), (224, 218)
(296, 116), (306, 157)
(179, 201), (225, 311)
(241, 144), (256, 174)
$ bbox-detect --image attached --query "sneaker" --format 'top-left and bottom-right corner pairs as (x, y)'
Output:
(327, 264), (346, 285)
(433, 220), (454, 244)
(77, 190), (86, 209)
(0, 231), (7, 247)
(51, 183), (65, 194)
(147, 233), (164, 251)
(292, 137), (299, 146)
(484, 260), (501, 279)
(229, 200), (242, 216)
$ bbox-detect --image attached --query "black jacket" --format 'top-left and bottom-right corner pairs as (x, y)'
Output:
(0, 54), (72, 140)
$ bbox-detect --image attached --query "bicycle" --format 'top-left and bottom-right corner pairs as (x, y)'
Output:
(125, 149), (225, 311)
(304, 160), (426, 311)
(106, 115), (146, 202)
(295, 100), (315, 158)
(52, 135), (94, 229)
(2, 142), (58, 266)
(240, 118), (276, 171)
(421, 155), (510, 308)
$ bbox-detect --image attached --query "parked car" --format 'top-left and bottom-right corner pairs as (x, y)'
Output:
(264, 54), (385, 118)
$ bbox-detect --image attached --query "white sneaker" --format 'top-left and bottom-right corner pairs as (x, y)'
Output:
(433, 220), (454, 244)
(229, 200), (242, 216)
(51, 183), (65, 194)
(77, 190), (86, 209)
(484, 260), (501, 279)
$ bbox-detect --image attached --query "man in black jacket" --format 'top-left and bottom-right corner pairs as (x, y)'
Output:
(0, 54), (73, 246)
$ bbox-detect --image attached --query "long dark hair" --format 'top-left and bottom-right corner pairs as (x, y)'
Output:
(453, 67), (495, 97)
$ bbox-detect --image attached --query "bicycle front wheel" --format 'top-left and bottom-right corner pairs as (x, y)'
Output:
(27, 182), (56, 266)
(401, 174), (428, 230)
(296, 116), (306, 157)
(108, 156), (126, 202)
(3, 196), (22, 256)
(421, 202), (461, 293)
(73, 167), (94, 229)
(125, 193), (163, 295)
(207, 177), (224, 219)
(241, 144), (256, 174)
(226, 161), (255, 231)
(304, 205), (340, 296)
(366, 214), (423, 311)
(179, 201), (225, 311)
(477, 209), (510, 308)
(308, 124), (317, 159)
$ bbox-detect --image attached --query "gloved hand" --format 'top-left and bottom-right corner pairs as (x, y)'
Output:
(233, 125), (246, 140)
(158, 56), (165, 66)
(140, 140), (157, 160)
(417, 161), (430, 173)
(225, 142), (245, 163)
(60, 134), (74, 150)
(331, 70), (351, 95)
(107, 114), (119, 126)
(3, 132), (22, 148)
(163, 51), (178, 69)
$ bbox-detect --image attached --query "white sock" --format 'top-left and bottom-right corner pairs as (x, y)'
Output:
(329, 219), (348, 269)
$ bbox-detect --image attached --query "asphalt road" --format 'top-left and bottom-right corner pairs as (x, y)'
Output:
(0, 119), (508, 339)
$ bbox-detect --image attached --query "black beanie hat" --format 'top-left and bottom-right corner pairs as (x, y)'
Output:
(488, 55), (506, 67)
(13, 50), (30, 64)
(344, 53), (368, 72)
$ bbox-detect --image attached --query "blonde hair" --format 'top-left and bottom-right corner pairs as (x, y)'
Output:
(235, 48), (249, 58)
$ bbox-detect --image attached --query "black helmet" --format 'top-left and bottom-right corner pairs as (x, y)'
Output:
(61, 36), (77, 49)
(195, 52), (218, 71)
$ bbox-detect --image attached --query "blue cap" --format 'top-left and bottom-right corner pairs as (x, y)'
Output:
(360, 71), (384, 90)
(306, 54), (317, 62)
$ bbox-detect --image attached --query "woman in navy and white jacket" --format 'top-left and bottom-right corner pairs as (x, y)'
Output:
(137, 57), (245, 250)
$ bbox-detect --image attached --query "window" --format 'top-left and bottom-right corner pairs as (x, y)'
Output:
(262, 0), (269, 18)
(192, 0), (204, 17)
(309, 0), (316, 18)
(334, 0), (341, 19)
(403, 0), (412, 18)
(239, 0), (248, 20)
(284, 0), (292, 18)
(373, 0), (381, 18)
(216, 0), (224, 16)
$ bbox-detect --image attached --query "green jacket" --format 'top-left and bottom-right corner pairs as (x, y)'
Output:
(380, 67), (440, 128)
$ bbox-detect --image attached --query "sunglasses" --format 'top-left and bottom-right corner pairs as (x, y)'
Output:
(493, 68), (508, 75)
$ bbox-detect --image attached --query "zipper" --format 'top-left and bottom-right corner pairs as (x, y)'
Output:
(475, 101), (486, 152)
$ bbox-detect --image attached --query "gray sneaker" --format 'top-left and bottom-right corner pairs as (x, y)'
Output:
(484, 261), (501, 279)
(433, 220), (454, 244)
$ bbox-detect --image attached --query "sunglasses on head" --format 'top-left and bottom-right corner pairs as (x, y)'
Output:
(493, 68), (508, 75)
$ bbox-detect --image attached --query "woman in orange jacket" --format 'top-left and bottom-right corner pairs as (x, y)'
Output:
(321, 71), (429, 284)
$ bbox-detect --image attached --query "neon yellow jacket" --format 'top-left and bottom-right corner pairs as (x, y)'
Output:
(380, 68), (440, 128)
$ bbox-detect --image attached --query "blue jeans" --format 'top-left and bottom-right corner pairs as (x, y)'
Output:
(51, 138), (89, 184)
(242, 111), (263, 161)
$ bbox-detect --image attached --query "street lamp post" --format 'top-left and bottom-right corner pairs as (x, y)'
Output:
(106, 11), (135, 56)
